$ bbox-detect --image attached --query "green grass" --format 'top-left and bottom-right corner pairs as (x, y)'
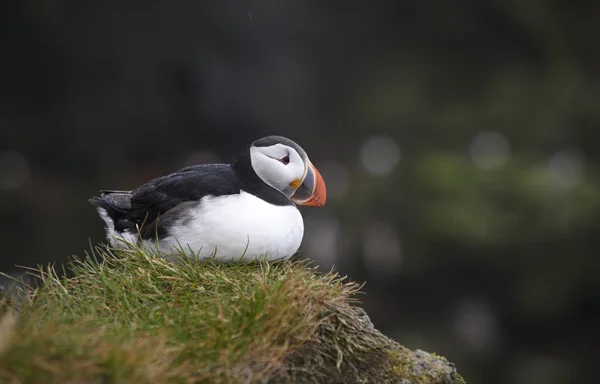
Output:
(0, 245), (463, 383)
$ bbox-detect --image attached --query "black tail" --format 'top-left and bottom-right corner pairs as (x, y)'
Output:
(89, 191), (133, 224)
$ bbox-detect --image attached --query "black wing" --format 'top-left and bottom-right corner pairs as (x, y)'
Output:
(91, 164), (240, 239)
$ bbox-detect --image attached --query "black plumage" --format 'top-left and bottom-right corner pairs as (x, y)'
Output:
(89, 149), (292, 241)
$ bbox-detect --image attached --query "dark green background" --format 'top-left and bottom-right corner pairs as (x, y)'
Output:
(1, 2), (598, 383)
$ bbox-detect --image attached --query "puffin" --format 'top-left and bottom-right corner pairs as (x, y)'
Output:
(89, 136), (326, 261)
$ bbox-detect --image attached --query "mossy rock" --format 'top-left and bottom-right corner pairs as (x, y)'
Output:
(0, 246), (463, 383)
(273, 303), (463, 383)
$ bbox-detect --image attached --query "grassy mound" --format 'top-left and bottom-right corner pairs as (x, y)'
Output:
(0, 246), (463, 383)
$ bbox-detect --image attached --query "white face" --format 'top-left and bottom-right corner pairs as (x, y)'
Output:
(250, 143), (307, 198)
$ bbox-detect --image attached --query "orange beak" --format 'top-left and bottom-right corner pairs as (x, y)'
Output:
(291, 161), (327, 207)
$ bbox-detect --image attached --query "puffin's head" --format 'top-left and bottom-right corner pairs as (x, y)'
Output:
(249, 136), (326, 207)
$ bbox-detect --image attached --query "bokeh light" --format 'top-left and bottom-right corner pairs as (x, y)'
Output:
(547, 148), (585, 190)
(360, 135), (401, 176)
(453, 298), (499, 352)
(468, 131), (511, 170)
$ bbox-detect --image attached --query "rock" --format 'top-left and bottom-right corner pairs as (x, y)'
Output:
(270, 303), (465, 383)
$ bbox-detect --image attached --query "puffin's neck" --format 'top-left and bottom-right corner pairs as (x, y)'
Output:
(232, 150), (294, 207)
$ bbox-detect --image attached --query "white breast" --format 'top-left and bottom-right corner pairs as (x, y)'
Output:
(148, 191), (304, 261)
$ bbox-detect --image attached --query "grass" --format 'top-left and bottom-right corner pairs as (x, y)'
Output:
(0, 244), (463, 383)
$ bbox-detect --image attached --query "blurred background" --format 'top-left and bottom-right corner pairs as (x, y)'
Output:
(1, 1), (599, 383)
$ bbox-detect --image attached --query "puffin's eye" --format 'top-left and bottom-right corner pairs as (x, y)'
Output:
(280, 155), (290, 165)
